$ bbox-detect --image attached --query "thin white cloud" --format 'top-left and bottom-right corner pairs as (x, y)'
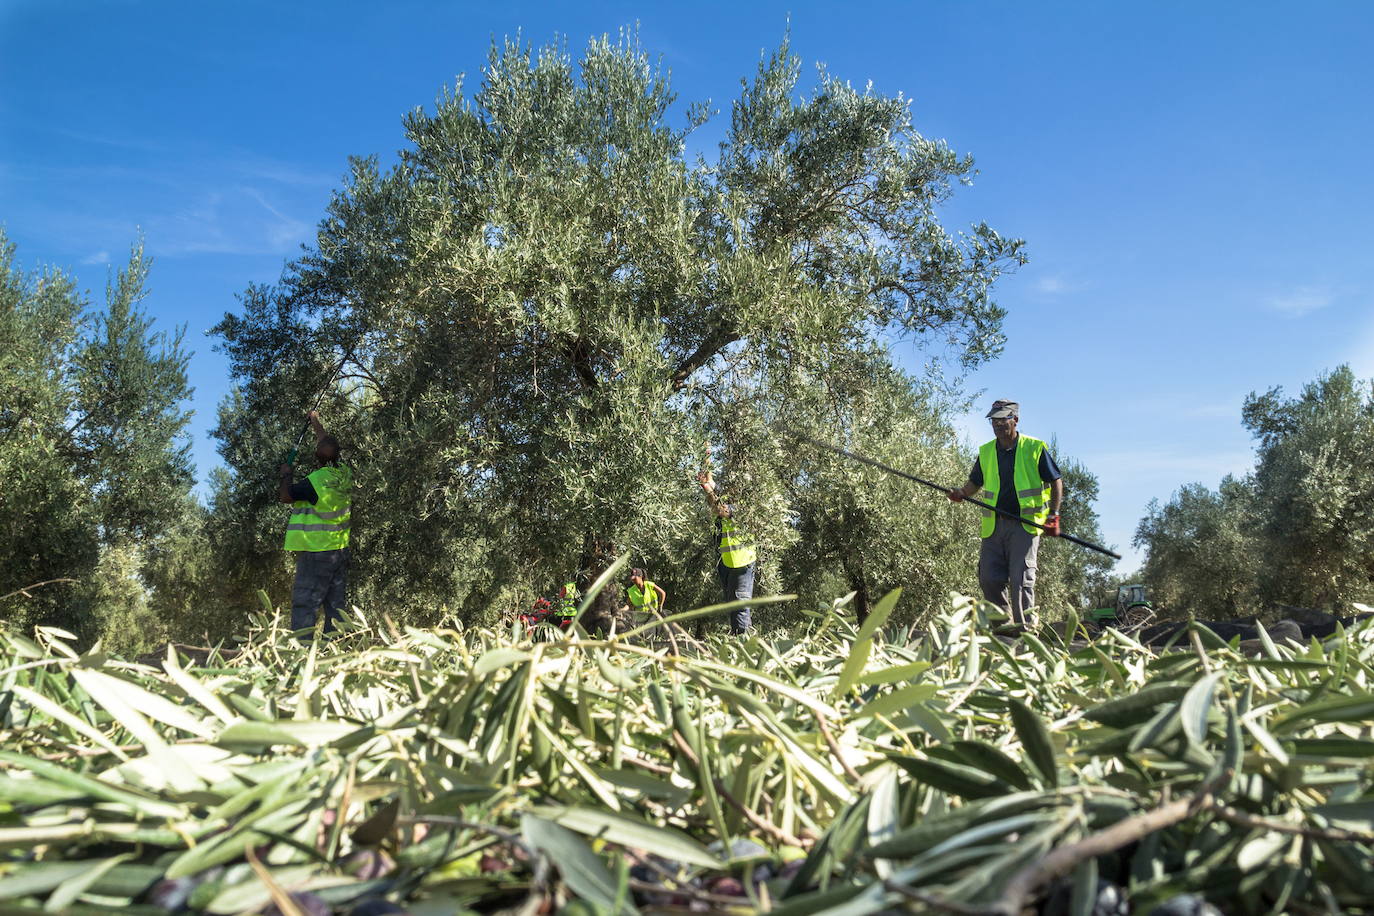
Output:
(1179, 402), (1237, 420)
(1348, 318), (1374, 382)
(1084, 447), (1255, 488)
(243, 186), (311, 249)
(154, 186), (311, 257)
(228, 154), (336, 189)
(1034, 274), (1070, 295)
(39, 128), (333, 189)
(81, 250), (111, 265)
(48, 126), (170, 155)
(1268, 286), (1332, 317)
(1113, 395), (1238, 420)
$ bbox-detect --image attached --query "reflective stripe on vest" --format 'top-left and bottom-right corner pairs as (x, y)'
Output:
(978, 436), (1051, 537)
(627, 582), (660, 609)
(557, 582), (578, 618)
(284, 464), (353, 552)
(717, 516), (756, 568)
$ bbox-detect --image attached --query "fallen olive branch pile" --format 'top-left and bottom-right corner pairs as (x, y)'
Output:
(1, 591), (1372, 915)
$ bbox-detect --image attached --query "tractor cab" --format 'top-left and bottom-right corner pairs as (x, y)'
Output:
(1117, 584), (1150, 615)
(1088, 584), (1153, 625)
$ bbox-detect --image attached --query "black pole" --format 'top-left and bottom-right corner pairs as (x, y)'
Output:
(285, 350), (351, 465)
(783, 427), (1122, 561)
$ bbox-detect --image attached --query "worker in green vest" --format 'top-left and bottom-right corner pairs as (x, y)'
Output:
(696, 461), (756, 634)
(553, 581), (579, 628)
(277, 410), (353, 638)
(947, 400), (1062, 631)
(623, 567), (666, 624)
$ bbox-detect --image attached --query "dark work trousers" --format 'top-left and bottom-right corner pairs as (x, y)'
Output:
(978, 517), (1040, 625)
(717, 561), (755, 634)
(291, 547), (350, 637)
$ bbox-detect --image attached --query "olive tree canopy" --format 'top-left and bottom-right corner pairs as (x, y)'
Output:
(211, 33), (1026, 623)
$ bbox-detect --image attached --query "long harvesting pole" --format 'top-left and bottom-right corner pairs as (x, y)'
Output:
(784, 428), (1122, 560)
(285, 350), (351, 465)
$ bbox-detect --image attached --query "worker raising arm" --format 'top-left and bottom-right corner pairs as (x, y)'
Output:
(278, 410), (353, 639)
(696, 458), (756, 635)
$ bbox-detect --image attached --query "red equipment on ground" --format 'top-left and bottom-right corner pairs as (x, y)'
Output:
(518, 595), (574, 630)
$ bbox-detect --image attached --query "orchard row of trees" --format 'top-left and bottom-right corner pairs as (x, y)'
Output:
(7, 33), (1366, 655)
(1134, 365), (1374, 619)
(0, 215), (1109, 655)
(0, 35), (1106, 653)
(0, 233), (205, 653)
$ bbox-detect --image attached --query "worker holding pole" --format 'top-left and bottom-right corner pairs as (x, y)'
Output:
(277, 410), (353, 639)
(948, 400), (1063, 631)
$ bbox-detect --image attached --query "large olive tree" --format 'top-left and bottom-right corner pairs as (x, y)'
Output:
(210, 33), (1025, 625)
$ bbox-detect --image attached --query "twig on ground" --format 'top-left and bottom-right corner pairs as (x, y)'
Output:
(246, 845), (307, 916)
(672, 730), (806, 847)
(1207, 802), (1374, 845)
(627, 877), (750, 907)
(514, 851), (553, 916)
(622, 753), (674, 776)
(884, 879), (996, 915)
(622, 848), (755, 906)
(812, 710), (861, 782)
(398, 815), (532, 856)
(991, 772), (1229, 916)
(1190, 626), (1213, 673)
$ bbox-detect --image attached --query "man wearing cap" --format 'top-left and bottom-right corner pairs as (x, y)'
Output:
(696, 465), (756, 635)
(947, 400), (1062, 630)
(277, 410), (353, 639)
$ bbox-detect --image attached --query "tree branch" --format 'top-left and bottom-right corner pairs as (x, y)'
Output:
(397, 815), (532, 856)
(1207, 802), (1374, 845)
(670, 327), (741, 391)
(883, 879), (994, 915)
(566, 336), (599, 390)
(812, 710), (861, 782)
(869, 280), (942, 334)
(627, 877), (750, 907)
(0, 578), (77, 602)
(991, 777), (1224, 916)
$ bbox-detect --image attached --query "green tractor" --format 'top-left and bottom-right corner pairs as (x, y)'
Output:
(1088, 584), (1154, 629)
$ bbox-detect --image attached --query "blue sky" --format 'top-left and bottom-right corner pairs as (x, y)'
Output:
(3, 1), (1373, 572)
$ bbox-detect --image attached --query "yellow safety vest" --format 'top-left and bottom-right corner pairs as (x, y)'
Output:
(978, 436), (1051, 537)
(627, 581), (661, 610)
(556, 583), (578, 618)
(284, 464), (353, 551)
(716, 516), (756, 568)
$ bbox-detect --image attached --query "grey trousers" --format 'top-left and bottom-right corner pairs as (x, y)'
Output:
(717, 562), (755, 634)
(291, 547), (349, 636)
(978, 518), (1040, 625)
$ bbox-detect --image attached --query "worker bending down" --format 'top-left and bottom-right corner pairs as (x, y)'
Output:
(623, 567), (666, 625)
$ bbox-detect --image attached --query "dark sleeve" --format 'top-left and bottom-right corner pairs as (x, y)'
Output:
(287, 478), (318, 504)
(1039, 450), (1062, 482)
(968, 460), (983, 487)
